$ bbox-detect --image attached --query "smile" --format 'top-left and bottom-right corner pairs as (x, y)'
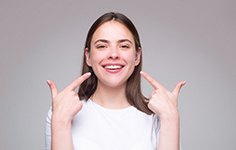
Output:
(103, 65), (123, 69)
(102, 64), (125, 73)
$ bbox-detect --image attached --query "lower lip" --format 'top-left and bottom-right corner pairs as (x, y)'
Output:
(104, 67), (123, 74)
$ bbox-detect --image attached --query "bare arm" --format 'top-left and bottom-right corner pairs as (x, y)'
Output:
(50, 115), (74, 150)
(157, 112), (180, 150)
(141, 71), (185, 150)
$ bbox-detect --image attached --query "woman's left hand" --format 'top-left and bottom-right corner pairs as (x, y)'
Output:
(140, 71), (186, 119)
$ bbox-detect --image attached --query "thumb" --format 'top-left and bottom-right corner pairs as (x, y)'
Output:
(47, 80), (58, 99)
(172, 81), (186, 96)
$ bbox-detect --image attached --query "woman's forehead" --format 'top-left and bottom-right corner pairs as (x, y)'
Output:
(91, 21), (134, 43)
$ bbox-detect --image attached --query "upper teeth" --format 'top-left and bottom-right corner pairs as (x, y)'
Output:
(104, 65), (122, 69)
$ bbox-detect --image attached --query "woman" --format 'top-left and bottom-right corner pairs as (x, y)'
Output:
(46, 12), (186, 150)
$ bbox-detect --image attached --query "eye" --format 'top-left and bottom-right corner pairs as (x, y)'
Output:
(96, 44), (107, 49)
(120, 44), (130, 49)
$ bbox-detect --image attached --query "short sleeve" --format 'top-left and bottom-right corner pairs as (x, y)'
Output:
(45, 107), (52, 150)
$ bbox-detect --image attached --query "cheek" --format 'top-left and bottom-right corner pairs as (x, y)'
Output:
(89, 51), (104, 64)
(124, 52), (136, 64)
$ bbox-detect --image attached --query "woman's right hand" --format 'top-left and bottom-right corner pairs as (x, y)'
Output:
(47, 72), (91, 125)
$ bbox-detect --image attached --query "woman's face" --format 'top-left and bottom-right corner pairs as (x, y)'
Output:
(86, 20), (141, 89)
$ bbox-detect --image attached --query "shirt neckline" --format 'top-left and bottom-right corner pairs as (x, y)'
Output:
(88, 99), (135, 113)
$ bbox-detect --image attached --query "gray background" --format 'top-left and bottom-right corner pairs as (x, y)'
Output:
(0, 0), (235, 149)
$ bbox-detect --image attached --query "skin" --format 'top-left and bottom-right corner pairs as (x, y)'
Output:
(47, 20), (185, 150)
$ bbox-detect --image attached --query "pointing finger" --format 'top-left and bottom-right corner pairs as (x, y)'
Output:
(172, 81), (186, 95)
(140, 71), (164, 90)
(47, 80), (58, 99)
(66, 72), (91, 91)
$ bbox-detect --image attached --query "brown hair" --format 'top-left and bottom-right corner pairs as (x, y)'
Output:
(78, 12), (152, 115)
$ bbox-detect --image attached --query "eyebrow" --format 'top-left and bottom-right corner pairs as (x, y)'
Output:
(94, 39), (109, 44)
(94, 39), (133, 44)
(118, 39), (133, 44)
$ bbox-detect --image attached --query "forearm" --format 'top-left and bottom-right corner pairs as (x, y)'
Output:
(157, 113), (180, 150)
(51, 116), (74, 150)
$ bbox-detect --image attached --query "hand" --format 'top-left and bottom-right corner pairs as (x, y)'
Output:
(140, 71), (186, 119)
(47, 72), (91, 124)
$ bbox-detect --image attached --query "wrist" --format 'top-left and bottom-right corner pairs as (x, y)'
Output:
(159, 111), (180, 139)
(51, 114), (72, 130)
(159, 111), (180, 123)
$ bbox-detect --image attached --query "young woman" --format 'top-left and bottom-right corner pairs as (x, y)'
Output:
(45, 12), (186, 150)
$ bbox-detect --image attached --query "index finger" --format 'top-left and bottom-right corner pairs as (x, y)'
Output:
(66, 72), (91, 91)
(140, 71), (164, 90)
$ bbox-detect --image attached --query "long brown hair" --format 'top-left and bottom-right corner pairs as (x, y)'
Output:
(78, 12), (152, 115)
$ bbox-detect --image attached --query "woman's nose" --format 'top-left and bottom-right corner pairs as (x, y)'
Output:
(108, 47), (119, 59)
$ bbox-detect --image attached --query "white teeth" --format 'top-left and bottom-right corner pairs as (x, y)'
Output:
(104, 65), (122, 69)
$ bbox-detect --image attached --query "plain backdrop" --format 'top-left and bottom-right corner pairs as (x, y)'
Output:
(0, 0), (235, 149)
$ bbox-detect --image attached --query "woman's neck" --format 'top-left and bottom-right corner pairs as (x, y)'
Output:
(91, 82), (130, 109)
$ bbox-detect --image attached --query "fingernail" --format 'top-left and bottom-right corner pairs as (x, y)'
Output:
(46, 80), (51, 85)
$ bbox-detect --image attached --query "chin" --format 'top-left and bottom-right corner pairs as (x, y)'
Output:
(98, 78), (127, 89)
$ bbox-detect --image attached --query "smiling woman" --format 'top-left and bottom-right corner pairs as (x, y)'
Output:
(45, 12), (185, 150)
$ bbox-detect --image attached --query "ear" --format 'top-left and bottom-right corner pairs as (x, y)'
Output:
(135, 47), (141, 66)
(85, 48), (92, 67)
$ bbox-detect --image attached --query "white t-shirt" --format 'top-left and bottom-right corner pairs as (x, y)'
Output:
(45, 99), (160, 150)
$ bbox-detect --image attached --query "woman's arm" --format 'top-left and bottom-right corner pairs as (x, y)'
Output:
(51, 115), (74, 150)
(46, 73), (91, 150)
(141, 71), (185, 150)
(157, 112), (180, 150)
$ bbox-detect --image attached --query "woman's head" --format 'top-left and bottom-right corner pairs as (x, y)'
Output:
(79, 12), (152, 114)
